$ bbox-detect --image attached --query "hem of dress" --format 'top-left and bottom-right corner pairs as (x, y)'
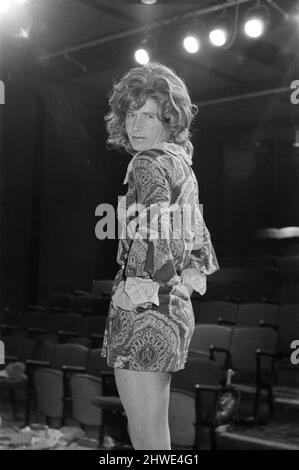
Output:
(105, 361), (187, 373)
(112, 367), (185, 373)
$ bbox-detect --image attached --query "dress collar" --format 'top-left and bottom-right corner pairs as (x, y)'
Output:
(123, 142), (193, 185)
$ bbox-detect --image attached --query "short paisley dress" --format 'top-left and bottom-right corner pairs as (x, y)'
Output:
(100, 142), (219, 373)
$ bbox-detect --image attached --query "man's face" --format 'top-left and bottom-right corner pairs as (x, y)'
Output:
(125, 97), (171, 152)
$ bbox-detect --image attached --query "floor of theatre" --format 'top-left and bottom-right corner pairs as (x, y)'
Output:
(1, 386), (299, 450)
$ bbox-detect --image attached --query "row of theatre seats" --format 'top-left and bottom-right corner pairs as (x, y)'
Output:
(3, 259), (298, 321)
(0, 268), (298, 449)
(1, 299), (296, 425)
(11, 263), (297, 323)
(1, 310), (107, 347)
(191, 300), (298, 359)
(0, 279), (114, 347)
(225, 254), (299, 269)
(0, 331), (278, 450)
(199, 264), (299, 304)
(1, 300), (297, 362)
(6, 259), (298, 319)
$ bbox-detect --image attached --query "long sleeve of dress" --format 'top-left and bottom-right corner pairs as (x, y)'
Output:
(103, 142), (220, 372)
(180, 203), (219, 295)
(121, 153), (180, 307)
(112, 147), (219, 310)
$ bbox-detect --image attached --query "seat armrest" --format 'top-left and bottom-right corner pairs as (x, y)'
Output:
(0, 324), (20, 333)
(91, 334), (104, 348)
(61, 365), (86, 373)
(209, 345), (231, 369)
(25, 359), (51, 370)
(259, 321), (278, 331)
(58, 330), (79, 342)
(26, 305), (47, 312)
(4, 355), (19, 363)
(28, 327), (47, 338)
(256, 349), (276, 385)
(218, 318), (236, 326)
(74, 290), (90, 296)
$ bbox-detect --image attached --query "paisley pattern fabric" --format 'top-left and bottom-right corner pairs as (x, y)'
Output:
(100, 142), (219, 372)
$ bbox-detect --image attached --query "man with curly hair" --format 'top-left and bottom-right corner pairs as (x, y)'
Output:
(101, 62), (219, 450)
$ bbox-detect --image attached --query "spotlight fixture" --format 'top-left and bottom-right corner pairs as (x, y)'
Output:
(134, 47), (150, 64)
(183, 35), (200, 54)
(134, 42), (150, 64)
(244, 0), (270, 39)
(140, 0), (157, 4)
(209, 27), (227, 47)
(133, 36), (155, 65)
(181, 17), (204, 54)
(209, 12), (233, 47)
(0, 0), (27, 12)
(0, 0), (10, 14)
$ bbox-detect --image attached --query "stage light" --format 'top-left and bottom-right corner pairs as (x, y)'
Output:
(0, 0), (28, 15)
(0, 0), (10, 14)
(134, 36), (154, 65)
(244, 18), (264, 37)
(181, 16), (204, 54)
(244, 1), (270, 39)
(209, 13), (233, 47)
(183, 35), (199, 54)
(134, 48), (150, 65)
(209, 28), (227, 47)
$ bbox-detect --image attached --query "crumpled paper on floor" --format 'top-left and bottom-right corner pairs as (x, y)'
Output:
(0, 425), (86, 450)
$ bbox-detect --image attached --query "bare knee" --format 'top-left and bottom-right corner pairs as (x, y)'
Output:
(128, 415), (171, 450)
(130, 427), (171, 450)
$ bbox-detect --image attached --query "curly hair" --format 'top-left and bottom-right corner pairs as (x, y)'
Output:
(105, 62), (198, 156)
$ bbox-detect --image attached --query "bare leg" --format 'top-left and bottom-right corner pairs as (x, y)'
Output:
(114, 368), (172, 450)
